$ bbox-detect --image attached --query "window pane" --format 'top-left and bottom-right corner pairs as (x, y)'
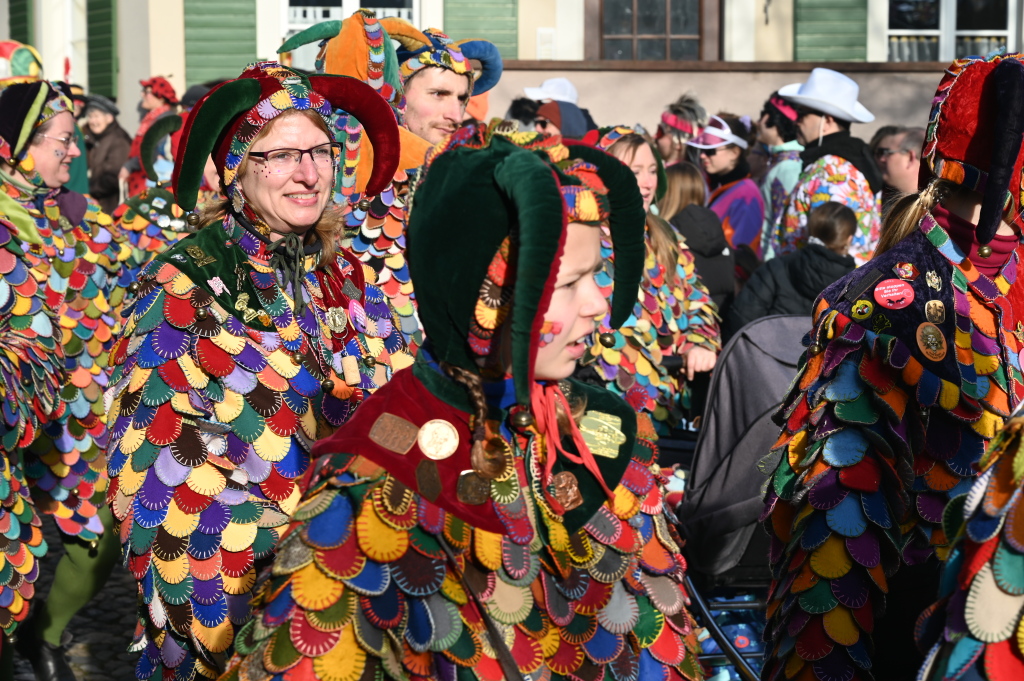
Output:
(604, 0), (633, 35)
(671, 0), (699, 35)
(888, 35), (939, 61)
(670, 38), (699, 60)
(889, 0), (939, 30)
(638, 0), (667, 35)
(956, 35), (1007, 57)
(957, 0), (1007, 30)
(604, 38), (633, 59)
(638, 38), (666, 59)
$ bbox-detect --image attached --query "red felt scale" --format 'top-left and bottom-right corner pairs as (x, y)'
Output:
(163, 294), (198, 329)
(147, 402), (183, 446)
(195, 337), (236, 377)
(221, 546), (255, 578)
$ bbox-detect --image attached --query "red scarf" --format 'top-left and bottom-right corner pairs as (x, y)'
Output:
(932, 202), (1018, 277)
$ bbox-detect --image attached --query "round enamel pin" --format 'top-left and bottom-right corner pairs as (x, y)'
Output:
(873, 279), (915, 310)
(851, 299), (874, 320)
(418, 419), (460, 460)
(893, 262), (919, 280)
(917, 323), (947, 362)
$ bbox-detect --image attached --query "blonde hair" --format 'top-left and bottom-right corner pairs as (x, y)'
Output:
(606, 134), (679, 286)
(875, 178), (966, 256)
(659, 162), (706, 222)
(196, 108), (343, 269)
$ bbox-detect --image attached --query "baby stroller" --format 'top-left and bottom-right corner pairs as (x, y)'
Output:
(673, 315), (812, 680)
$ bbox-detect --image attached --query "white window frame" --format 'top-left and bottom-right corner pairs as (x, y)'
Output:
(869, 0), (1020, 62)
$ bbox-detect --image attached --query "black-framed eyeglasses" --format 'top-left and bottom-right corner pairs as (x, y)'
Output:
(699, 147), (719, 157)
(36, 134), (75, 149)
(248, 143), (342, 173)
(874, 147), (903, 160)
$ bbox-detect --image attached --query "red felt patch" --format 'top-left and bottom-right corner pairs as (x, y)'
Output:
(794, 615), (834, 661)
(220, 546), (255, 578)
(265, 404), (299, 437)
(261, 466), (296, 501)
(314, 532), (366, 580)
(163, 294), (197, 329)
(983, 639), (1024, 681)
(158, 360), (192, 393)
(147, 402), (183, 446)
(838, 456), (882, 492)
(174, 483), (213, 515)
(289, 613), (341, 657)
(196, 338), (235, 377)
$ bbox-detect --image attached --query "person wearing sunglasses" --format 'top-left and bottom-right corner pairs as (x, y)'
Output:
(687, 114), (766, 259)
(771, 68), (883, 263)
(0, 80), (134, 681)
(105, 62), (413, 680)
(533, 99), (589, 139)
(873, 125), (925, 196)
(656, 91), (708, 166)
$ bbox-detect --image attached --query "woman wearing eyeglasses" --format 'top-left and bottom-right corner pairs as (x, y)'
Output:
(104, 62), (412, 680)
(688, 114), (767, 259)
(0, 80), (131, 680)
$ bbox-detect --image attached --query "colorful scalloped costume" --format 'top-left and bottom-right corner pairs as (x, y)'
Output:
(104, 62), (409, 680)
(221, 126), (707, 681)
(763, 52), (1024, 681)
(0, 102), (132, 647)
(760, 214), (1024, 681)
(915, 415), (1024, 681)
(281, 12), (503, 354)
(580, 127), (720, 433)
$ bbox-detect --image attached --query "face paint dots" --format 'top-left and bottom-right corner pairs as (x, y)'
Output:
(538, 320), (563, 348)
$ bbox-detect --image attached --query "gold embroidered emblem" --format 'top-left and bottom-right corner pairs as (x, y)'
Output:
(579, 411), (627, 459)
(185, 245), (216, 267)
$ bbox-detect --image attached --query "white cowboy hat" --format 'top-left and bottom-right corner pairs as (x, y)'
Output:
(524, 77), (578, 104)
(778, 68), (874, 124)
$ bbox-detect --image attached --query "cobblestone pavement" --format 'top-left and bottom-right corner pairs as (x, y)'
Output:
(13, 521), (138, 681)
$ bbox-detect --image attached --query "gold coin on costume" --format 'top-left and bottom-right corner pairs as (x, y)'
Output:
(925, 300), (945, 324)
(418, 419), (460, 460)
(917, 322), (947, 362)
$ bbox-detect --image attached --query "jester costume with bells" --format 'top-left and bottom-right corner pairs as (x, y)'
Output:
(221, 125), (707, 681)
(0, 80), (131, 676)
(104, 62), (412, 680)
(760, 54), (1024, 681)
(280, 11), (503, 352)
(578, 126), (719, 434)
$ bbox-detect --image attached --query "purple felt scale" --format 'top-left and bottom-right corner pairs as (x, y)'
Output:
(812, 648), (856, 681)
(222, 364), (258, 395)
(154, 446), (191, 487)
(942, 587), (970, 639)
(845, 530), (880, 568)
(197, 501), (231, 534)
(916, 492), (947, 524)
(809, 469), (850, 510)
(150, 323), (190, 359)
(191, 574), (225, 605)
(159, 635), (189, 668)
(926, 413), (962, 463)
(225, 433), (249, 465)
(260, 332), (281, 353)
(233, 344), (268, 373)
(787, 607), (811, 637)
(888, 341), (911, 368)
(296, 306), (319, 337)
(137, 468), (175, 510)
(831, 570), (869, 609)
(240, 445), (272, 483)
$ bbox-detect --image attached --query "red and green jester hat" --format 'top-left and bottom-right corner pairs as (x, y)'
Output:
(760, 53), (1024, 681)
(912, 55), (1024, 681)
(104, 61), (408, 681)
(219, 124), (709, 681)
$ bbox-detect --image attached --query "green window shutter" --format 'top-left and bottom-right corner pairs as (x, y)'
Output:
(87, 0), (117, 98)
(443, 0), (518, 60)
(184, 0), (257, 87)
(9, 0), (33, 45)
(794, 0), (867, 61)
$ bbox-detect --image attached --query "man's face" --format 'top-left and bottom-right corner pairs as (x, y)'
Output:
(874, 133), (919, 194)
(794, 109), (823, 146)
(403, 67), (470, 144)
(141, 88), (162, 111)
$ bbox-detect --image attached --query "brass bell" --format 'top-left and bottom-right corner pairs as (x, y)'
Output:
(186, 212), (201, 226)
(598, 332), (616, 348)
(808, 344), (823, 355)
(127, 281), (140, 294)
(291, 351), (304, 365)
(21, 376), (32, 387)
(363, 355), (376, 368)
(321, 378), (335, 394)
(195, 307), (209, 320)
(357, 197), (371, 211)
(978, 245), (993, 258)
(511, 410), (534, 429)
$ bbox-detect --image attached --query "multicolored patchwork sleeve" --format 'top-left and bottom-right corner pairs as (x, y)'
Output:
(0, 218), (65, 451)
(916, 417), (1024, 681)
(675, 242), (721, 357)
(760, 298), (1001, 681)
(23, 201), (133, 541)
(221, 442), (706, 681)
(775, 156), (881, 264)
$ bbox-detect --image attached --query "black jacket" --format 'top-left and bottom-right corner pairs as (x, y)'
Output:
(725, 243), (855, 336)
(84, 121), (132, 214)
(669, 205), (735, 315)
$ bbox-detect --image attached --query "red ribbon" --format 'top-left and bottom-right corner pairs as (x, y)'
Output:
(530, 382), (615, 512)
(769, 96), (799, 122)
(660, 111), (699, 136)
